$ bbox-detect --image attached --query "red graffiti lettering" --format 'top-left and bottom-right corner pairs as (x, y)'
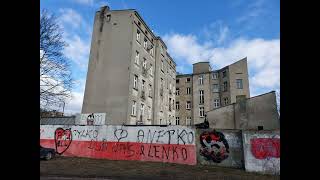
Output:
(250, 138), (280, 159)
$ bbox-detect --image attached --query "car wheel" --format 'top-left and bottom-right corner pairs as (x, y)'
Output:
(45, 152), (52, 160)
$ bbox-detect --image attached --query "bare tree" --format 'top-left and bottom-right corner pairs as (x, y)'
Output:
(40, 9), (73, 110)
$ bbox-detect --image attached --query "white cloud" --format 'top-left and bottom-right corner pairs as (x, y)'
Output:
(163, 33), (280, 97)
(63, 35), (90, 69)
(73, 0), (94, 6)
(59, 8), (83, 28)
(64, 91), (84, 115)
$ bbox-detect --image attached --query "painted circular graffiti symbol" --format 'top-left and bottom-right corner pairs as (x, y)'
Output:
(199, 130), (229, 163)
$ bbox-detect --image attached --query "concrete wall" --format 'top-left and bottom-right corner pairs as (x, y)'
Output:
(82, 9), (133, 124)
(235, 91), (279, 130)
(206, 105), (235, 129)
(207, 91), (280, 130)
(196, 129), (244, 168)
(242, 130), (280, 175)
(40, 125), (196, 165)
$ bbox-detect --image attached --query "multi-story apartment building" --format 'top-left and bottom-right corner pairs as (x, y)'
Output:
(82, 6), (176, 125)
(175, 58), (250, 125)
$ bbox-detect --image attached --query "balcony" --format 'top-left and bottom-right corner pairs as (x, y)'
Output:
(141, 91), (146, 100)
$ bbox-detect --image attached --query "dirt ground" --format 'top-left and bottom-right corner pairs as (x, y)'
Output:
(40, 156), (280, 180)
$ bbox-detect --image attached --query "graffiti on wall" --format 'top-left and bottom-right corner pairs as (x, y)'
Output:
(54, 128), (73, 155)
(80, 113), (106, 125)
(40, 125), (196, 165)
(250, 138), (280, 159)
(199, 130), (230, 163)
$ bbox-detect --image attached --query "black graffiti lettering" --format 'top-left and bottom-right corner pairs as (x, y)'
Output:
(164, 130), (175, 144)
(177, 129), (187, 145)
(156, 130), (164, 144)
(181, 147), (188, 160)
(114, 128), (128, 142)
(140, 145), (145, 156)
(147, 145), (153, 157)
(137, 130), (144, 143)
(187, 131), (194, 144)
(85, 130), (92, 138)
(172, 146), (178, 160)
(146, 129), (157, 143)
(93, 130), (98, 138)
(154, 145), (160, 158)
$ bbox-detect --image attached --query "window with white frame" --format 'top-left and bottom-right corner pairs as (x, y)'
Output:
(212, 73), (218, 79)
(140, 103), (144, 116)
(148, 106), (151, 119)
(133, 75), (138, 89)
(149, 64), (153, 75)
(135, 51), (139, 65)
(224, 97), (229, 105)
(222, 70), (227, 78)
(176, 88), (180, 95)
(199, 107), (205, 117)
(186, 117), (191, 125)
(176, 101), (180, 110)
(176, 117), (180, 125)
(199, 90), (204, 104)
(187, 87), (191, 95)
(214, 99), (220, 108)
(186, 101), (191, 110)
(213, 84), (219, 92)
(199, 75), (204, 85)
(136, 29), (140, 43)
(149, 84), (152, 97)
(142, 80), (145, 90)
(131, 101), (136, 116)
(142, 58), (147, 69)
(144, 38), (147, 49)
(236, 79), (243, 89)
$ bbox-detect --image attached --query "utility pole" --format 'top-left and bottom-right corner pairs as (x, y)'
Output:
(62, 101), (65, 116)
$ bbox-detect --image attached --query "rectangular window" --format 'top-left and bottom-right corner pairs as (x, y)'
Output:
(223, 81), (228, 92)
(199, 90), (204, 104)
(212, 73), (218, 79)
(176, 88), (180, 95)
(131, 101), (136, 116)
(186, 78), (191, 82)
(160, 119), (162, 125)
(176, 101), (180, 110)
(136, 30), (140, 43)
(161, 60), (164, 72)
(142, 58), (147, 69)
(222, 70), (227, 78)
(186, 117), (191, 125)
(142, 80), (145, 90)
(236, 79), (243, 89)
(176, 79), (179, 84)
(214, 99), (220, 108)
(149, 64), (153, 75)
(150, 48), (154, 56)
(176, 117), (180, 125)
(213, 84), (219, 92)
(186, 87), (191, 95)
(224, 97), (229, 105)
(199, 107), (205, 117)
(148, 106), (151, 119)
(199, 75), (203, 85)
(186, 101), (191, 110)
(133, 75), (138, 89)
(144, 39), (147, 49)
(140, 103), (145, 116)
(135, 51), (139, 65)
(149, 84), (152, 97)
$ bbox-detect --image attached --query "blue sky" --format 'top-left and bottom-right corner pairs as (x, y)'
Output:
(40, 0), (280, 114)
